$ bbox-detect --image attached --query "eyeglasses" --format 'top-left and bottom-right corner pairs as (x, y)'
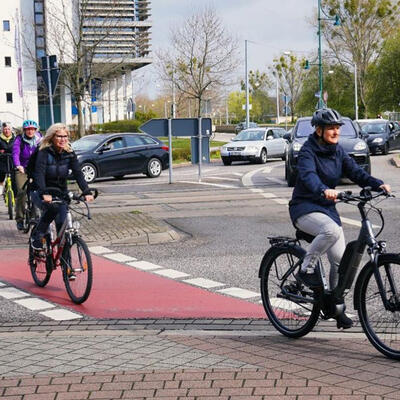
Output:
(55, 135), (69, 140)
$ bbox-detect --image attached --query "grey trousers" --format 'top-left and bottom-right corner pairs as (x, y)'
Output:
(15, 170), (28, 223)
(295, 212), (345, 289)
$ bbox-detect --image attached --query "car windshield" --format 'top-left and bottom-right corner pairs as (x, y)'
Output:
(72, 136), (102, 151)
(233, 129), (264, 141)
(295, 119), (356, 138)
(359, 122), (387, 134)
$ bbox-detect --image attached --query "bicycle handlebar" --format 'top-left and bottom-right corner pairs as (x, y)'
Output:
(336, 187), (394, 203)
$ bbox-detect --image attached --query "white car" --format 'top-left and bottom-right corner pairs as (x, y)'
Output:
(220, 127), (287, 165)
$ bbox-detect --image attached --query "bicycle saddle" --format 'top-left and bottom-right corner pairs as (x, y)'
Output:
(295, 230), (315, 243)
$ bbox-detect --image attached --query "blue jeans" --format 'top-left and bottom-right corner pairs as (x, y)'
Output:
(295, 212), (346, 289)
(32, 191), (67, 236)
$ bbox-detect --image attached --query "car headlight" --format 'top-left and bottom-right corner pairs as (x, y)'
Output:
(248, 146), (259, 151)
(372, 138), (384, 144)
(292, 142), (303, 152)
(353, 141), (367, 151)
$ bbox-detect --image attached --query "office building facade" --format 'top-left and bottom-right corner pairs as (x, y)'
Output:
(1, 0), (152, 129)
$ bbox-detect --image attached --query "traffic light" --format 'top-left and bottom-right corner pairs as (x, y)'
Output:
(304, 60), (310, 70)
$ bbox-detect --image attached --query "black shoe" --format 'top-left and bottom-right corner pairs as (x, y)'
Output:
(30, 235), (43, 251)
(16, 221), (24, 231)
(336, 306), (353, 329)
(296, 269), (322, 288)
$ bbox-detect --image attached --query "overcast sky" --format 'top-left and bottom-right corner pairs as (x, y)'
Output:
(138, 1), (317, 98)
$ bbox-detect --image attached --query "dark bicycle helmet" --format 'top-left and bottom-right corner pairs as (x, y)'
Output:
(311, 108), (344, 127)
(22, 119), (38, 130)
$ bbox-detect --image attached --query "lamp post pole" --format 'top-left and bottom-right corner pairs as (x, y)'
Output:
(245, 40), (250, 129)
(318, 0), (324, 108)
(354, 63), (358, 120)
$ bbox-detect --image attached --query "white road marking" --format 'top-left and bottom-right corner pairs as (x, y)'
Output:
(183, 278), (225, 289)
(232, 173), (243, 176)
(0, 287), (29, 299)
(14, 298), (56, 311)
(89, 246), (114, 255)
(126, 261), (163, 271)
(40, 309), (82, 321)
(103, 253), (137, 262)
(152, 269), (190, 279)
(205, 176), (239, 182)
(217, 287), (260, 299)
(261, 193), (277, 198)
(272, 198), (289, 205)
(250, 188), (264, 193)
(180, 180), (237, 189)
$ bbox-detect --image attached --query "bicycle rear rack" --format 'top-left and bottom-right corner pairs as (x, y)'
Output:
(268, 236), (298, 247)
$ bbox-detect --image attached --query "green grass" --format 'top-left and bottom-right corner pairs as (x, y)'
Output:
(159, 137), (226, 163)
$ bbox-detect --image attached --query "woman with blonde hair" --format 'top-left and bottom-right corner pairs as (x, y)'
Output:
(30, 123), (94, 251)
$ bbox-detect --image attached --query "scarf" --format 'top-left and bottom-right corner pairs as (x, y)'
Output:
(22, 133), (37, 148)
(0, 133), (13, 143)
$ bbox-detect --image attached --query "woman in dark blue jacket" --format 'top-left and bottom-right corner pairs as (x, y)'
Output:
(289, 108), (391, 329)
(31, 123), (94, 251)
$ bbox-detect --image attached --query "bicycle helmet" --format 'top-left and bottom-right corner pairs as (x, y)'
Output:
(22, 119), (38, 130)
(311, 108), (344, 127)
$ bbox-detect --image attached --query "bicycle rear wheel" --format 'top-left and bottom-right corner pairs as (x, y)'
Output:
(61, 236), (93, 304)
(29, 233), (52, 287)
(260, 246), (320, 338)
(6, 190), (13, 220)
(356, 255), (400, 360)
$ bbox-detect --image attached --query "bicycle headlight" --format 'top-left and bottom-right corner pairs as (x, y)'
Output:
(293, 142), (303, 152)
(354, 141), (367, 151)
(372, 137), (384, 143)
(72, 221), (80, 230)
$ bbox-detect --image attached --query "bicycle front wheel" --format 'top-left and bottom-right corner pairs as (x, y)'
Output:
(260, 246), (320, 338)
(29, 234), (52, 287)
(357, 255), (400, 360)
(61, 236), (93, 304)
(7, 190), (13, 220)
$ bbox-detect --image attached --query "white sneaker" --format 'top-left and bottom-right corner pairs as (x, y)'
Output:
(0, 186), (3, 196)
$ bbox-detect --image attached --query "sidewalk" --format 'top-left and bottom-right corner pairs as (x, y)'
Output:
(0, 322), (399, 399)
(0, 210), (182, 248)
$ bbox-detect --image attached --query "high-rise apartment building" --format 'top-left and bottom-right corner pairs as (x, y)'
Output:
(1, 0), (152, 129)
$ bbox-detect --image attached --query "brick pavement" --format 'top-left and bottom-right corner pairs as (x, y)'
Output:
(0, 210), (181, 248)
(0, 326), (400, 399)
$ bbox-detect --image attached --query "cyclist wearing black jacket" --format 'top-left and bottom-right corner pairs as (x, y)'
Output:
(31, 123), (93, 250)
(0, 122), (15, 195)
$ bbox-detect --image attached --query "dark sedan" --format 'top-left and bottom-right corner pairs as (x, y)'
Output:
(285, 117), (370, 187)
(355, 119), (400, 155)
(71, 133), (169, 183)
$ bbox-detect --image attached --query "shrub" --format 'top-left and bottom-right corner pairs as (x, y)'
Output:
(172, 147), (191, 161)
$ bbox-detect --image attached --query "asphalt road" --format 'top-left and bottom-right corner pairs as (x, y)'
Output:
(1, 150), (399, 322)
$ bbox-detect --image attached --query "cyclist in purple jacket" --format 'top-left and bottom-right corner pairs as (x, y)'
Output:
(12, 120), (42, 230)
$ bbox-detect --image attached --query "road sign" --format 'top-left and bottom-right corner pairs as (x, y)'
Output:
(40, 55), (60, 96)
(242, 104), (252, 110)
(139, 118), (212, 137)
(283, 105), (291, 115)
(315, 91), (321, 98)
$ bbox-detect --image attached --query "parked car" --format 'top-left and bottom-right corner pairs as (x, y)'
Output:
(71, 132), (169, 183)
(234, 121), (258, 134)
(285, 117), (370, 187)
(355, 119), (400, 155)
(220, 127), (287, 165)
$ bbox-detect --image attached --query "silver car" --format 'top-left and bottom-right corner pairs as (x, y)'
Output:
(220, 127), (287, 165)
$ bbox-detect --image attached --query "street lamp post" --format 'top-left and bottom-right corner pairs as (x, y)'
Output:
(318, 0), (323, 108)
(245, 40), (250, 128)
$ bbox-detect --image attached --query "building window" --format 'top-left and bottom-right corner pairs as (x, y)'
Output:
(5, 57), (11, 67)
(6, 93), (13, 103)
(3, 20), (10, 31)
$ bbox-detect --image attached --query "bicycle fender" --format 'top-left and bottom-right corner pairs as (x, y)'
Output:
(258, 244), (306, 278)
(353, 253), (400, 310)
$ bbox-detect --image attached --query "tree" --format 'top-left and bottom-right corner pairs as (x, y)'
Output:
(241, 70), (274, 122)
(271, 54), (307, 121)
(367, 30), (400, 114)
(321, 0), (400, 117)
(297, 63), (356, 117)
(158, 6), (239, 118)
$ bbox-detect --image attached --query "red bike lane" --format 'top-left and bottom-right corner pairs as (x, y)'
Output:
(0, 249), (266, 319)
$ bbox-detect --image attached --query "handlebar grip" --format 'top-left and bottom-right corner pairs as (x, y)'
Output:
(337, 191), (352, 200)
